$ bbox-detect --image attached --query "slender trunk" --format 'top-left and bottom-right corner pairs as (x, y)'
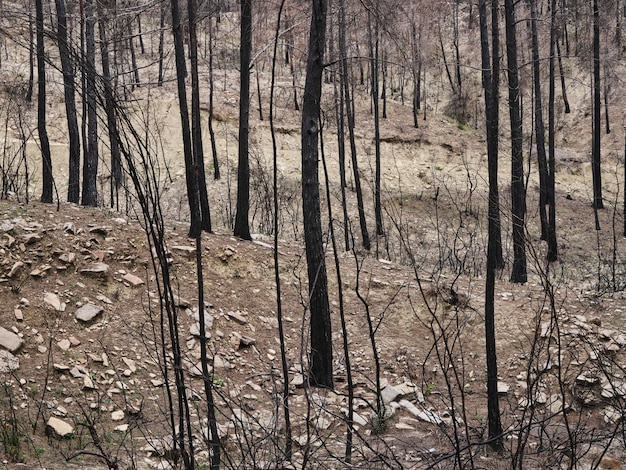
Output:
(369, 12), (383, 237)
(302, 0), (333, 389)
(505, 0), (527, 283)
(269, 1), (292, 459)
(27, 2), (34, 102)
(208, 17), (220, 179)
(234, 0), (252, 239)
(340, 0), (370, 250)
(171, 0), (201, 238)
(530, 0), (549, 241)
(547, 0), (558, 262)
(128, 20), (139, 88)
(82, 0), (98, 207)
(157, 3), (166, 86)
(592, 0), (603, 211)
(98, 18), (122, 209)
(36, 0), (52, 203)
(555, 39), (570, 113)
(481, 0), (504, 450)
(55, 0), (81, 203)
(188, 0), (211, 232)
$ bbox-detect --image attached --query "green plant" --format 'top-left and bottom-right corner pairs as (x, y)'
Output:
(423, 382), (435, 397)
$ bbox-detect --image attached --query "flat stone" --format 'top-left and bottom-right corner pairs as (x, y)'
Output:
(46, 417), (73, 439)
(226, 310), (247, 325)
(172, 245), (196, 255)
(122, 273), (144, 286)
(83, 375), (97, 390)
(114, 424), (129, 432)
(497, 382), (510, 395)
(14, 309), (23, 321)
(398, 399), (442, 425)
(381, 385), (402, 404)
(80, 263), (110, 277)
(0, 350), (19, 372)
(0, 327), (23, 353)
(44, 292), (66, 312)
(7, 261), (23, 278)
(122, 357), (137, 373)
(111, 410), (125, 421)
(76, 303), (104, 323)
(57, 339), (71, 351)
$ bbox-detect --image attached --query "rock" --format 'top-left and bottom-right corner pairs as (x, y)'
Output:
(57, 339), (71, 351)
(63, 222), (77, 234)
(30, 265), (51, 277)
(395, 382), (424, 403)
(46, 417), (73, 439)
(7, 261), (23, 278)
(290, 374), (304, 388)
(111, 410), (125, 421)
(497, 382), (510, 395)
(76, 303), (104, 323)
(44, 292), (66, 312)
(59, 253), (76, 265)
(122, 272), (144, 286)
(0, 350), (19, 372)
(122, 357), (137, 373)
(114, 424), (129, 432)
(83, 375), (97, 390)
(226, 310), (247, 325)
(238, 334), (256, 348)
(80, 263), (110, 277)
(398, 399), (443, 425)
(172, 245), (196, 255)
(22, 233), (41, 244)
(0, 327), (23, 352)
(381, 385), (402, 404)
(14, 309), (23, 321)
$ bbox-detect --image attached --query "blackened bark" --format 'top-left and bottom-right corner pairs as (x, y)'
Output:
(479, 0), (503, 451)
(530, 0), (549, 241)
(592, 0), (603, 211)
(27, 4), (34, 102)
(208, 16), (220, 180)
(171, 0), (201, 238)
(302, 0), (332, 389)
(188, 0), (211, 232)
(36, 0), (52, 203)
(98, 20), (122, 209)
(369, 13), (383, 237)
(157, 3), (166, 86)
(547, 0), (558, 261)
(505, 0), (527, 283)
(555, 39), (570, 113)
(234, 0), (252, 240)
(339, 0), (370, 250)
(81, 0), (98, 207)
(55, 0), (81, 203)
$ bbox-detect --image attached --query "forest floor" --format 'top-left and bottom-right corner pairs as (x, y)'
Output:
(2, 11), (626, 467)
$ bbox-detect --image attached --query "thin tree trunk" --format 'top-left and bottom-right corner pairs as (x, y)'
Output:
(55, 0), (81, 203)
(340, 0), (370, 250)
(530, 0), (549, 241)
(592, 0), (603, 211)
(157, 3), (166, 86)
(547, 0), (558, 262)
(555, 39), (570, 113)
(26, 2), (34, 102)
(98, 18), (122, 210)
(187, 0), (211, 232)
(234, 0), (252, 239)
(505, 0), (527, 283)
(82, 0), (98, 207)
(481, 0), (504, 451)
(36, 0), (52, 203)
(208, 16), (220, 179)
(171, 0), (201, 239)
(302, 0), (333, 389)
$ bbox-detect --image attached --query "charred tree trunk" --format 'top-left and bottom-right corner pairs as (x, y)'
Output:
(234, 0), (252, 240)
(36, 0), (53, 203)
(55, 0), (81, 203)
(505, 0), (527, 283)
(592, 0), (603, 212)
(547, 0), (558, 261)
(81, 0), (98, 207)
(530, 0), (549, 241)
(302, 0), (333, 389)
